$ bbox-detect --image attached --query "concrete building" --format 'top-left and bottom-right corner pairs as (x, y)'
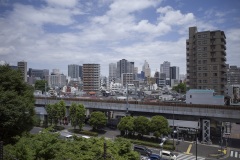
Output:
(116, 59), (134, 78)
(17, 61), (27, 82)
(121, 73), (134, 87)
(45, 69), (67, 89)
(68, 64), (79, 79)
(82, 64), (100, 92)
(186, 89), (224, 105)
(142, 60), (151, 78)
(225, 85), (240, 105)
(79, 65), (82, 80)
(186, 26), (227, 95)
(109, 63), (117, 82)
(28, 68), (49, 79)
(170, 66), (180, 87)
(227, 65), (240, 85)
(160, 61), (171, 78)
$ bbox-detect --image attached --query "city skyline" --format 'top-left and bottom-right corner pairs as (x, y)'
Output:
(0, 0), (239, 76)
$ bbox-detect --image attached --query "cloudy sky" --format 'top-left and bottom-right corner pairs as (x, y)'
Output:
(0, 0), (239, 76)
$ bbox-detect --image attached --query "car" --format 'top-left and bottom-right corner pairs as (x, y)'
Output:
(159, 150), (176, 160)
(133, 145), (152, 157)
(149, 154), (161, 160)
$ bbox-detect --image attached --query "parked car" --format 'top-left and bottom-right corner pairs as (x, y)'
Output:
(149, 154), (161, 160)
(133, 145), (152, 157)
(159, 150), (176, 160)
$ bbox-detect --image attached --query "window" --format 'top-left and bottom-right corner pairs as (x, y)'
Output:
(198, 73), (201, 77)
(190, 95), (192, 98)
(203, 80), (208, 83)
(203, 40), (207, 44)
(213, 73), (218, 76)
(198, 67), (201, 70)
(198, 35), (201, 38)
(198, 80), (202, 83)
(203, 60), (207, 64)
(203, 66), (207, 70)
(203, 73), (208, 77)
(203, 47), (207, 51)
(202, 34), (207, 38)
(198, 41), (202, 45)
(198, 60), (201, 64)
(213, 66), (218, 70)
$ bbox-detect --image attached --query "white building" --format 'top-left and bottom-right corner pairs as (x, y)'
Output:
(109, 82), (122, 93)
(142, 60), (151, 78)
(45, 69), (67, 89)
(186, 89), (224, 105)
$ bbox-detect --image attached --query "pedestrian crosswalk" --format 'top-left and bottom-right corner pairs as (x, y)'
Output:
(177, 153), (205, 160)
(230, 150), (240, 159)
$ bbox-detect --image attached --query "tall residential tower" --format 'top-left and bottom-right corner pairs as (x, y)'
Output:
(186, 26), (227, 95)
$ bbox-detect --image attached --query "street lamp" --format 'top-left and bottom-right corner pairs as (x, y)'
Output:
(160, 137), (166, 157)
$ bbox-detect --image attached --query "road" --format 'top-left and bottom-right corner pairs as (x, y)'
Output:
(30, 125), (239, 160)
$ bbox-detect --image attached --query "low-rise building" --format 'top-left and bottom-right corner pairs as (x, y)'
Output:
(186, 89), (224, 105)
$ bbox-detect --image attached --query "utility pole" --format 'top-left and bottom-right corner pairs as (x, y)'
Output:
(196, 129), (198, 160)
(172, 104), (175, 150)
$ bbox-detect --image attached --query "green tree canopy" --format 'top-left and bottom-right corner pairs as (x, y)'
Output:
(117, 116), (135, 136)
(69, 103), (86, 130)
(149, 115), (170, 139)
(34, 80), (48, 93)
(46, 100), (66, 126)
(172, 82), (187, 93)
(0, 65), (35, 143)
(133, 116), (150, 136)
(4, 133), (140, 160)
(89, 111), (107, 130)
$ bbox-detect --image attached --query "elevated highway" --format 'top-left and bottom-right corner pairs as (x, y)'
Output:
(35, 97), (240, 122)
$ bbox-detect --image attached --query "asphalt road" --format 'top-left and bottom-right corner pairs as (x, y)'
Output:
(30, 125), (239, 160)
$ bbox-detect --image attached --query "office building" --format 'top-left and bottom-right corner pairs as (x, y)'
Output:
(17, 61), (27, 82)
(226, 65), (240, 85)
(116, 59), (134, 78)
(79, 65), (83, 80)
(82, 64), (100, 92)
(68, 64), (79, 79)
(28, 68), (49, 79)
(45, 69), (67, 88)
(170, 66), (180, 87)
(160, 61), (171, 78)
(186, 26), (227, 95)
(142, 60), (151, 78)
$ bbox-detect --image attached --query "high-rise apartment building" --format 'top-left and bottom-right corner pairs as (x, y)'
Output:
(17, 61), (27, 82)
(142, 60), (151, 78)
(186, 26), (227, 95)
(109, 63), (117, 81)
(227, 65), (240, 85)
(82, 64), (100, 92)
(116, 59), (134, 78)
(160, 61), (171, 78)
(68, 64), (79, 79)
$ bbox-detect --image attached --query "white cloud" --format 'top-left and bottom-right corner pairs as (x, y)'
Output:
(45, 0), (78, 8)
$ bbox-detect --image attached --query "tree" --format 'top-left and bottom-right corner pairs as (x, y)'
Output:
(0, 65), (35, 143)
(69, 103), (86, 130)
(89, 111), (107, 130)
(149, 115), (169, 139)
(117, 116), (135, 136)
(46, 101), (66, 126)
(172, 82), (187, 93)
(34, 80), (48, 93)
(133, 116), (150, 137)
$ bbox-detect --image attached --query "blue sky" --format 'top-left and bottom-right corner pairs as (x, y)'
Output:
(0, 0), (239, 76)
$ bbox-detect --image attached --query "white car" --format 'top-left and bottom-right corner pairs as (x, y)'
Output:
(160, 150), (176, 160)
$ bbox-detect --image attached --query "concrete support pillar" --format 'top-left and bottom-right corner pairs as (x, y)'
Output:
(202, 119), (211, 144)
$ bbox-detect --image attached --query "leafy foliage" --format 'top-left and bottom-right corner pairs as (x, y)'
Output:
(46, 100), (66, 126)
(172, 82), (187, 93)
(149, 115), (169, 138)
(133, 116), (150, 137)
(117, 116), (135, 136)
(69, 103), (86, 130)
(0, 65), (35, 143)
(34, 80), (48, 93)
(89, 111), (107, 130)
(4, 133), (140, 160)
